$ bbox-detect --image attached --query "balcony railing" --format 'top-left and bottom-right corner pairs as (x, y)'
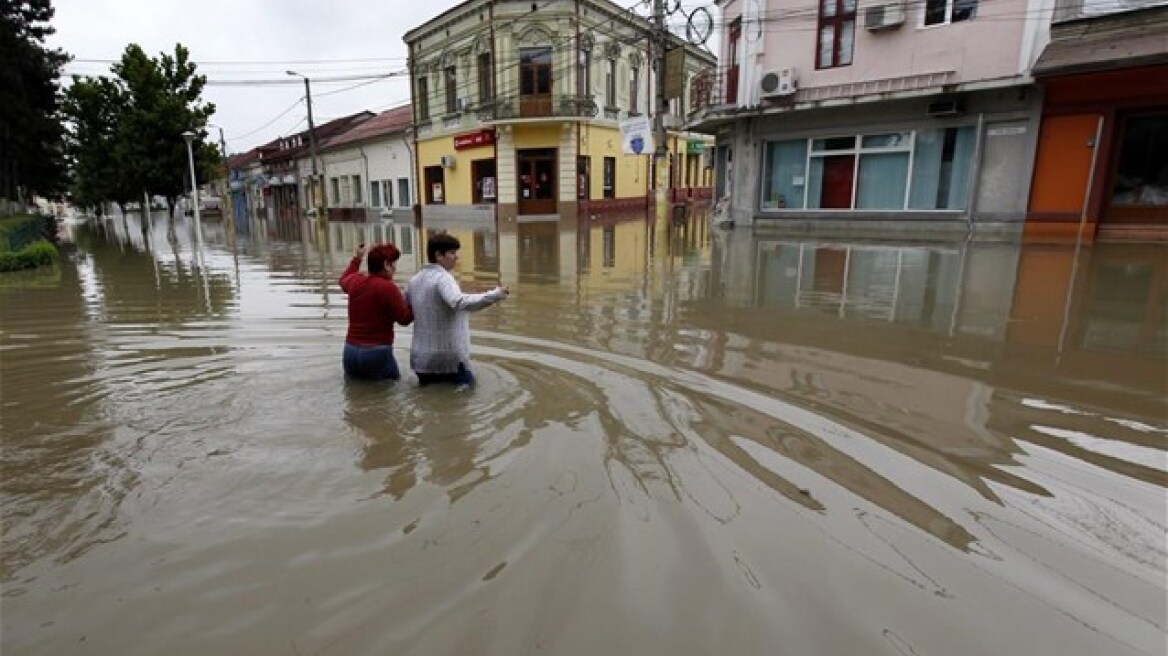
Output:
(477, 94), (599, 121)
(689, 67), (737, 118)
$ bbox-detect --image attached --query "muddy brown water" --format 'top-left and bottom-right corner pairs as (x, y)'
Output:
(1, 211), (1164, 655)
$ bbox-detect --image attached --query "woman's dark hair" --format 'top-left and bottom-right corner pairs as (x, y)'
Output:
(426, 233), (461, 263)
(367, 243), (401, 274)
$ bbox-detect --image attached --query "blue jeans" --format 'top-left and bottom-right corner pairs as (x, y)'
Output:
(343, 343), (401, 381)
(416, 362), (475, 387)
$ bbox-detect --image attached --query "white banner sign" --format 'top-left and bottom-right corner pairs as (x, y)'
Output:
(619, 115), (655, 155)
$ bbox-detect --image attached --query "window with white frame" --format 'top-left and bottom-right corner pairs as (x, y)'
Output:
(383, 180), (394, 207)
(370, 180), (381, 206)
(924, 0), (977, 26)
(761, 127), (976, 211)
(351, 175), (362, 204)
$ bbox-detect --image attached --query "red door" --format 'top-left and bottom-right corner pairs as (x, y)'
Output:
(820, 155), (854, 209)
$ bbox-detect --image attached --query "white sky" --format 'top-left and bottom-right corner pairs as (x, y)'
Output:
(49, 0), (717, 154)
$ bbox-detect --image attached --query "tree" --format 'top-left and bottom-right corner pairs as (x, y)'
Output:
(62, 42), (216, 215)
(0, 0), (70, 205)
(62, 76), (132, 213)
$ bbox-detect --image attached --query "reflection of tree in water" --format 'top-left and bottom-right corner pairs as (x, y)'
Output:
(73, 222), (237, 325)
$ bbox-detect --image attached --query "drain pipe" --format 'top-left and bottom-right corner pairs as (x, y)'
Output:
(964, 111), (985, 234)
(359, 144), (370, 218)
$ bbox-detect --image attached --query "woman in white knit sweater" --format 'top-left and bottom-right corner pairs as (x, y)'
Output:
(405, 233), (509, 386)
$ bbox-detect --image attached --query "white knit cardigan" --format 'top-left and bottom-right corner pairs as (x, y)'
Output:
(405, 264), (506, 374)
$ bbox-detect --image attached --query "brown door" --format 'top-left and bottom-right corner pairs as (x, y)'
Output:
(518, 149), (557, 215)
(820, 155), (854, 209)
(520, 48), (552, 118)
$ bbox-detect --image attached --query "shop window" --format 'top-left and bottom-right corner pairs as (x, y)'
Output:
(761, 127), (974, 211)
(603, 157), (616, 199)
(817, 0), (856, 69)
(925, 0), (977, 26)
(1111, 113), (1168, 211)
(908, 127), (974, 210)
(424, 166), (445, 205)
(472, 159), (497, 203)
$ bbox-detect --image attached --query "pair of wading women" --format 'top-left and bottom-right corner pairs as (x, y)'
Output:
(339, 234), (509, 386)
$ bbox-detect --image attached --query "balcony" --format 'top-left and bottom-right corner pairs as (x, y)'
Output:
(477, 94), (599, 122)
(689, 66), (737, 118)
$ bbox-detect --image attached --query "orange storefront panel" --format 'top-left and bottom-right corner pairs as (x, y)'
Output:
(1029, 114), (1101, 215)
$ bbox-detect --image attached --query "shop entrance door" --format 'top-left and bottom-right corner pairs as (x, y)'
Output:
(518, 148), (557, 215)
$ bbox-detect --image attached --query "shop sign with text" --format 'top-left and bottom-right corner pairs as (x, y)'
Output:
(453, 129), (496, 150)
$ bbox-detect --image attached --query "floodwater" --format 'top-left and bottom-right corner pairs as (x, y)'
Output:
(1, 209), (1165, 656)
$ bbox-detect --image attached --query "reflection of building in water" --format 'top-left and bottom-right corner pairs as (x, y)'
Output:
(745, 239), (1018, 339)
(421, 225), (499, 276)
(328, 220), (421, 276)
(700, 234), (1165, 501)
(1004, 242), (1167, 415)
(580, 213), (649, 278)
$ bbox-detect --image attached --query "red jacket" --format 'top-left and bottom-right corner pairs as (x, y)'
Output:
(339, 257), (413, 346)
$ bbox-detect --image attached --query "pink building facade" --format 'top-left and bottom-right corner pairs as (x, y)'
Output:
(690, 0), (1053, 233)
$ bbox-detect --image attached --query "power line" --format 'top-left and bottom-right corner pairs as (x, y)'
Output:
(228, 98), (304, 142)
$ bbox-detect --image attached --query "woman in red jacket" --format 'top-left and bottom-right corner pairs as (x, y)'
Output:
(339, 242), (413, 380)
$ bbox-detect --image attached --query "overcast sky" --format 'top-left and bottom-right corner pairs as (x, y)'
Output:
(49, 0), (717, 155)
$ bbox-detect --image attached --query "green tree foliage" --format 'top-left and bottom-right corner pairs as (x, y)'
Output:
(61, 76), (131, 211)
(0, 0), (70, 203)
(63, 42), (217, 214)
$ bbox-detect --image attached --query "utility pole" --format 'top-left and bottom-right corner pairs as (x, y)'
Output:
(287, 70), (325, 221)
(652, 0), (667, 161)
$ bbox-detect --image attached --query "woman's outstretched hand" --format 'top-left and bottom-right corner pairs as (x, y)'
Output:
(353, 243), (367, 259)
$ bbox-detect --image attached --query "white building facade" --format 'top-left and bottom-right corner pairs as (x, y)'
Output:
(311, 106), (417, 221)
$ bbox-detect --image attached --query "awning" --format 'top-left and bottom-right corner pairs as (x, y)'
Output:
(1033, 12), (1168, 77)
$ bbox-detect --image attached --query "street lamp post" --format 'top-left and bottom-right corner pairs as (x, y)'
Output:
(286, 70), (324, 220)
(182, 130), (202, 231)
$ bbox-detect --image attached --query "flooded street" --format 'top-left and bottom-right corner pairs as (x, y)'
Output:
(2, 210), (1165, 655)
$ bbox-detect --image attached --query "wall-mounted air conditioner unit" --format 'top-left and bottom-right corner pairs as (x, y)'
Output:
(760, 68), (797, 98)
(926, 98), (965, 116)
(865, 3), (905, 30)
(440, 155), (456, 168)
